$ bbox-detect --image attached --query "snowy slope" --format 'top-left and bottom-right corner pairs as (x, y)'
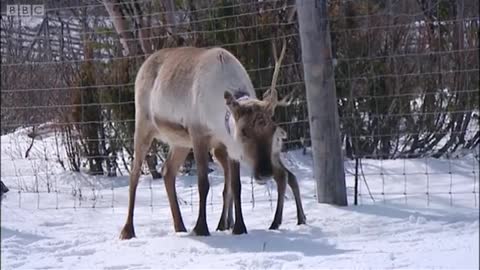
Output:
(1, 129), (479, 269)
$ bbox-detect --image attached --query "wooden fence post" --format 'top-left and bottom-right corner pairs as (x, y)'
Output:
(296, 0), (348, 205)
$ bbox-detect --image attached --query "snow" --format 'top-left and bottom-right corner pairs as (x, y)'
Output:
(1, 129), (479, 269)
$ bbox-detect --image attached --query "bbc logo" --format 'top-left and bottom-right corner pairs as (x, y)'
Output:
(6, 5), (45, 17)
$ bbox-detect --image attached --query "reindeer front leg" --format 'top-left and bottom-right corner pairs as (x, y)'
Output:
(217, 178), (234, 231)
(285, 167), (307, 225)
(229, 159), (247, 235)
(191, 135), (211, 236)
(269, 168), (287, 230)
(213, 146), (234, 231)
(270, 160), (307, 230)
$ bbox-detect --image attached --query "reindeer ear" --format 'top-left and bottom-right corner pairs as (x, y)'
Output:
(224, 91), (240, 114)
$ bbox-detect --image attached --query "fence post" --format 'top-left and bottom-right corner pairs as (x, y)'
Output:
(296, 0), (347, 205)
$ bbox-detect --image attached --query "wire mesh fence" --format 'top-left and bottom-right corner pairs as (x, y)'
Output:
(1, 0), (479, 210)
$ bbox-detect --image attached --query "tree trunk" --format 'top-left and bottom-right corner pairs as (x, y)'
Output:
(132, 1), (153, 54)
(296, 0), (347, 205)
(103, 0), (138, 56)
(163, 0), (177, 35)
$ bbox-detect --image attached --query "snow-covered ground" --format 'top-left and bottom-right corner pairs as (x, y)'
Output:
(1, 129), (479, 269)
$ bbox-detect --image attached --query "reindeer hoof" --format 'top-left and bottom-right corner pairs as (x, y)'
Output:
(216, 223), (228, 232)
(193, 223), (210, 236)
(268, 223), (280, 230)
(216, 222), (233, 232)
(297, 216), (307, 225)
(216, 218), (234, 231)
(232, 222), (247, 235)
(174, 224), (187, 233)
(119, 224), (136, 240)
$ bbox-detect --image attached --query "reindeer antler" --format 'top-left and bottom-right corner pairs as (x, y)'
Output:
(263, 6), (297, 110)
(277, 87), (300, 106)
(270, 33), (287, 92)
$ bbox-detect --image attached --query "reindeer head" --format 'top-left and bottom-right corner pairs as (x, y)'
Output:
(224, 90), (289, 180)
(225, 85), (295, 174)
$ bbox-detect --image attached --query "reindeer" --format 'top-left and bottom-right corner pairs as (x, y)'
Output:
(120, 33), (306, 240)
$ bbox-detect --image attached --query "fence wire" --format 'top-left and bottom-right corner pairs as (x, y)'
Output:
(1, 0), (479, 210)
